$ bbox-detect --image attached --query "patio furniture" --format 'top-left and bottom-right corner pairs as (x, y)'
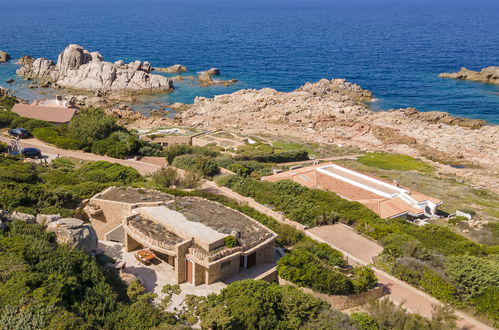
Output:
(135, 249), (156, 265)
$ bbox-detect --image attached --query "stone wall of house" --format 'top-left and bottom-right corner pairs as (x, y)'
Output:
(194, 263), (207, 286)
(253, 239), (276, 265)
(207, 254), (241, 285)
(255, 267), (279, 283)
(86, 198), (134, 240)
(126, 233), (143, 252)
(278, 277), (384, 310)
(176, 240), (192, 284)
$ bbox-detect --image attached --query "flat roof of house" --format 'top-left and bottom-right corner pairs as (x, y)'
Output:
(97, 187), (174, 204)
(135, 205), (227, 246)
(168, 198), (272, 246)
(12, 103), (76, 123)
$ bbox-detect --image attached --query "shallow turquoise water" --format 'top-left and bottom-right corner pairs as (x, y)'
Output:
(0, 0), (498, 122)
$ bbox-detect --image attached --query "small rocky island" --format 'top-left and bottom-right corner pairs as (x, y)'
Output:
(439, 66), (499, 85)
(16, 44), (174, 94)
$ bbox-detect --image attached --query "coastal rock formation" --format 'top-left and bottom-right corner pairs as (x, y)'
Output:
(46, 218), (98, 252)
(155, 64), (188, 73)
(207, 67), (220, 76)
(0, 51), (10, 63)
(296, 78), (373, 102)
(17, 56), (34, 66)
(439, 66), (499, 85)
(198, 71), (238, 86)
(17, 44), (174, 93)
(180, 78), (499, 192)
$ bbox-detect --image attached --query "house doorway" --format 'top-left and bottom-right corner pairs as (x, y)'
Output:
(186, 260), (193, 284)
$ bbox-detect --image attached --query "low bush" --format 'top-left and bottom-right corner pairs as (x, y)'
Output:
(0, 110), (19, 127)
(172, 154), (220, 177)
(235, 149), (309, 163)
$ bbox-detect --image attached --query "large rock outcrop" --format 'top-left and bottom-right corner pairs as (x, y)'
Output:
(439, 66), (499, 85)
(296, 78), (373, 103)
(46, 218), (98, 252)
(154, 64), (188, 73)
(180, 78), (499, 192)
(0, 51), (10, 63)
(17, 44), (174, 94)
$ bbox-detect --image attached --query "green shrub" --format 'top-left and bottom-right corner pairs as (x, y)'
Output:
(235, 149), (309, 163)
(0, 95), (19, 111)
(75, 161), (143, 185)
(172, 154), (220, 177)
(10, 116), (53, 132)
(67, 108), (121, 147)
(351, 266), (378, 294)
(472, 286), (499, 326)
(277, 248), (356, 295)
(0, 110), (18, 127)
(444, 256), (499, 301)
(224, 236), (237, 248)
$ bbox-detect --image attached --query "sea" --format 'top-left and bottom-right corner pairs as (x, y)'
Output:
(0, 0), (498, 123)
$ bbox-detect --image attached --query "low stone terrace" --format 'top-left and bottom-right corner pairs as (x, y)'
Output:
(98, 187), (174, 204)
(168, 197), (272, 247)
(128, 215), (183, 247)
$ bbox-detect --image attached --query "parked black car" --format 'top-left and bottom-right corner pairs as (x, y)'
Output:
(10, 147), (42, 159)
(8, 128), (30, 138)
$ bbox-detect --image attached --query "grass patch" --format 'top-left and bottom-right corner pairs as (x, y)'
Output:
(358, 152), (433, 173)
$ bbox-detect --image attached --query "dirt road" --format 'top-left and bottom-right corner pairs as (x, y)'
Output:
(0, 136), (163, 175)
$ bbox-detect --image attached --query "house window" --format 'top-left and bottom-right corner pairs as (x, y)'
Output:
(221, 260), (231, 268)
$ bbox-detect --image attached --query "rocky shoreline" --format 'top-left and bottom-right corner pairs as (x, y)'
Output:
(439, 66), (499, 85)
(179, 78), (499, 192)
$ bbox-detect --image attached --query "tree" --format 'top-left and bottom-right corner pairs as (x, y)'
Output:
(67, 108), (120, 146)
(127, 279), (145, 302)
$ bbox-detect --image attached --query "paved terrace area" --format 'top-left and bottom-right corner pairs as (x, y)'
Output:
(128, 215), (183, 246)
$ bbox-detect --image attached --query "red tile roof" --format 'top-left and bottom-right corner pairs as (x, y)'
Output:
(12, 104), (76, 123)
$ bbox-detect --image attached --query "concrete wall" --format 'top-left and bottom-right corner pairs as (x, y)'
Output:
(105, 224), (125, 243)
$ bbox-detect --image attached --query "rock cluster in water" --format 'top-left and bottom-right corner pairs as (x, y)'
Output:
(16, 44), (174, 94)
(439, 66), (499, 85)
(0, 50), (10, 63)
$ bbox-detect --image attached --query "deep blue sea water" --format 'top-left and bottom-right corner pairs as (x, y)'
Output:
(0, 0), (498, 122)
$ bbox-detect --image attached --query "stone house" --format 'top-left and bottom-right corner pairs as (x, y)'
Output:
(85, 187), (276, 285)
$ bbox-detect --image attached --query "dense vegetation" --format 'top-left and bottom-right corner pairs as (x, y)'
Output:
(0, 155), (144, 216)
(0, 221), (178, 329)
(0, 103), (163, 159)
(277, 240), (377, 295)
(218, 175), (499, 325)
